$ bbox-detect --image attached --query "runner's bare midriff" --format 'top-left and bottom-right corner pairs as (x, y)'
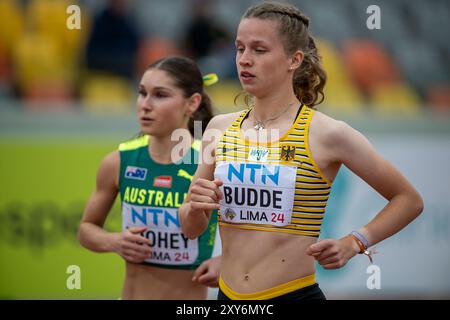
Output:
(219, 226), (317, 293)
(122, 263), (207, 299)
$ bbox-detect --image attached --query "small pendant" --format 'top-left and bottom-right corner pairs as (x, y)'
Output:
(254, 121), (264, 130)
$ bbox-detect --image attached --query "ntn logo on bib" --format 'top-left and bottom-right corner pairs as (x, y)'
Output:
(221, 162), (296, 185)
(123, 203), (180, 228)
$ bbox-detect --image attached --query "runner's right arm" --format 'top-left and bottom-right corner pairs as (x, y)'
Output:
(78, 151), (151, 263)
(180, 113), (238, 239)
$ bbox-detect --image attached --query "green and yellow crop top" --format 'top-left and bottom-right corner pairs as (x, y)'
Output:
(214, 105), (332, 237)
(119, 135), (217, 269)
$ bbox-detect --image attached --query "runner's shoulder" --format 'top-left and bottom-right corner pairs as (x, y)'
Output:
(206, 111), (244, 134)
(100, 150), (120, 171)
(97, 150), (120, 188)
(311, 109), (352, 147)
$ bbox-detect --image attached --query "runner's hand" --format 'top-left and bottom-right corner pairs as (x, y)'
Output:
(189, 178), (223, 212)
(192, 256), (221, 288)
(111, 226), (152, 264)
(306, 237), (359, 269)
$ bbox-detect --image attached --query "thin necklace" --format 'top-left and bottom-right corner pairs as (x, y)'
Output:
(252, 103), (295, 130)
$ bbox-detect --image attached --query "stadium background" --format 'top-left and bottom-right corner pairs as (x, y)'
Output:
(0, 0), (449, 299)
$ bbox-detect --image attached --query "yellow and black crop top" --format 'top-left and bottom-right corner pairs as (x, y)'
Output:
(214, 105), (332, 237)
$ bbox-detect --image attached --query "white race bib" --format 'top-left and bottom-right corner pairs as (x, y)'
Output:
(122, 203), (198, 265)
(214, 162), (296, 226)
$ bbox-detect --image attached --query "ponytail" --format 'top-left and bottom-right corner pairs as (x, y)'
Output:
(293, 35), (326, 107)
(189, 92), (213, 136)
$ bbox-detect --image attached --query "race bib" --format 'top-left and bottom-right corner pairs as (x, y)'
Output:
(214, 162), (296, 226)
(122, 203), (198, 265)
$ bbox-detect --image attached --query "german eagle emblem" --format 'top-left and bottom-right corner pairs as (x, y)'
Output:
(281, 145), (296, 161)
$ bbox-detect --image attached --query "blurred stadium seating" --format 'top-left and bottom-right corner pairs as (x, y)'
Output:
(0, 0), (447, 114)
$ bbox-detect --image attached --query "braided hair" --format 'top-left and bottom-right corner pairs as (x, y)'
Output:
(242, 2), (326, 107)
